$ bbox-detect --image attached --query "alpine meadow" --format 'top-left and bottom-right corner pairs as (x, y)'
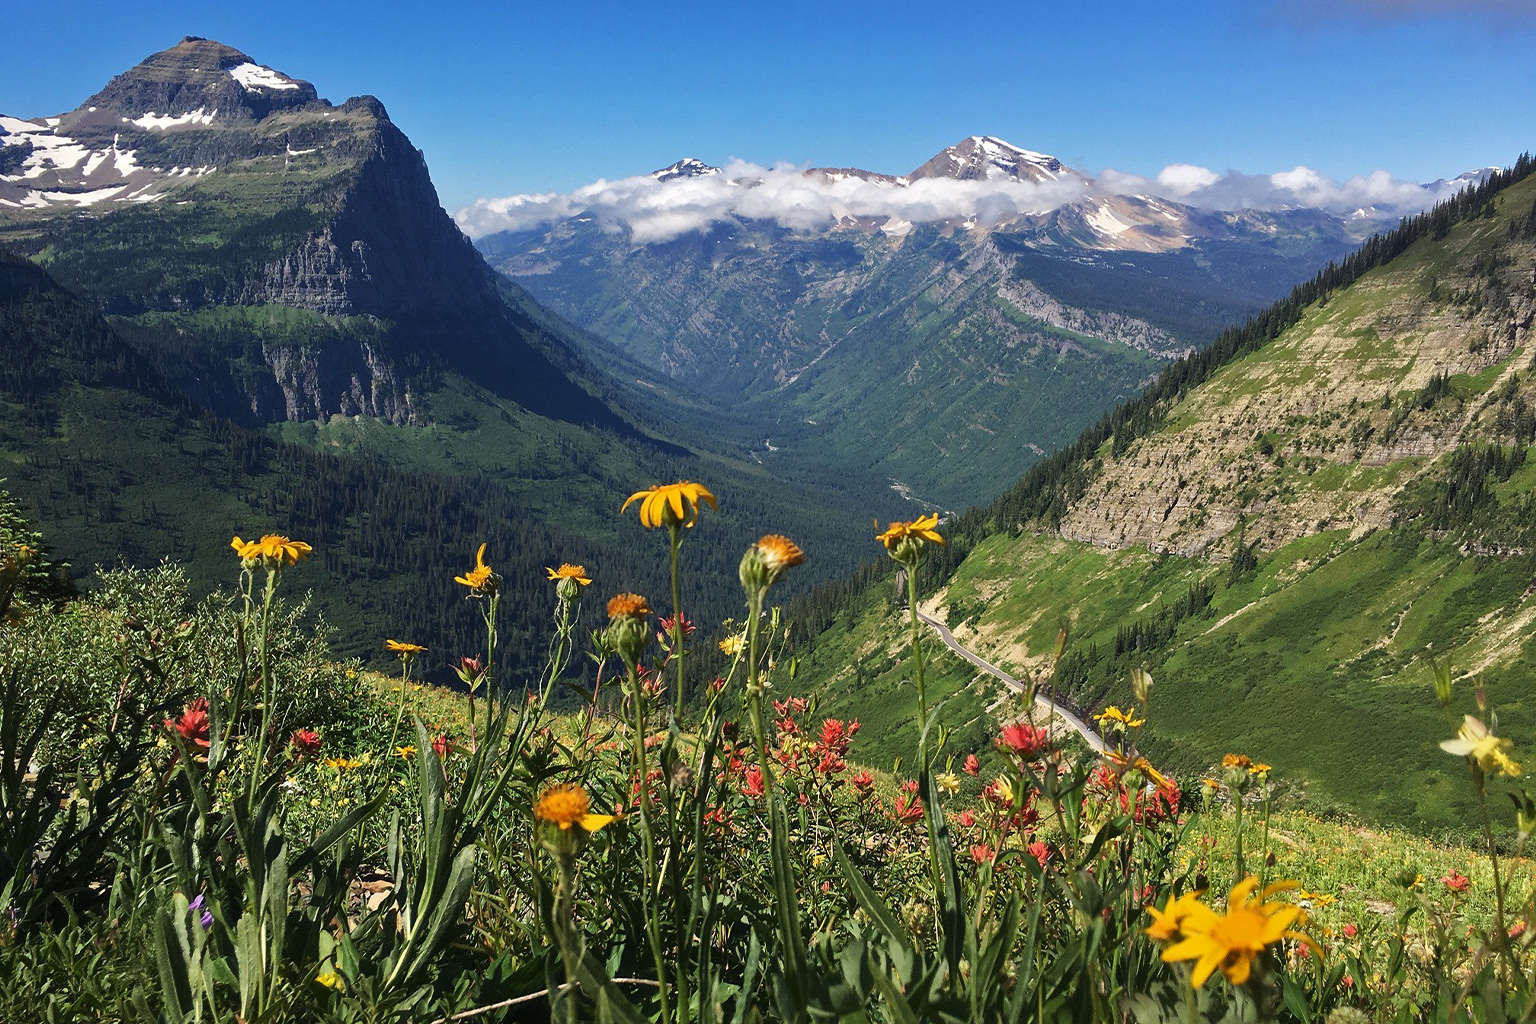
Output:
(6, 17), (1536, 1024)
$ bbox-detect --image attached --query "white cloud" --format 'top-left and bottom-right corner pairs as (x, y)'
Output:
(455, 156), (1482, 241)
(455, 159), (1088, 242)
(1154, 163), (1221, 195)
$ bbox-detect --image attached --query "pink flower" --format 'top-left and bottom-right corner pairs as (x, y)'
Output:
(743, 765), (766, 799)
(1028, 840), (1053, 868)
(1441, 871), (1471, 894)
(970, 844), (994, 865)
(165, 698), (211, 750)
(1342, 923), (1358, 938)
(289, 729), (321, 756)
(963, 753), (980, 776)
(850, 770), (875, 799)
(998, 722), (1052, 760)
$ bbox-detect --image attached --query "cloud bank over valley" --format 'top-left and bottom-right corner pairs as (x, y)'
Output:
(454, 154), (1484, 243)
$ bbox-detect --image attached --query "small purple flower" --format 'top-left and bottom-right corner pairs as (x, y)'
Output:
(189, 893), (213, 930)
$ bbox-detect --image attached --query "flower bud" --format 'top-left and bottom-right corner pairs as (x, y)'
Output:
(556, 576), (582, 604)
(1130, 665), (1153, 706)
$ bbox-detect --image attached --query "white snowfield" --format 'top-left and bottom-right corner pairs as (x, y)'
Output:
(228, 63), (300, 91)
(0, 114), (219, 209)
(127, 108), (217, 130)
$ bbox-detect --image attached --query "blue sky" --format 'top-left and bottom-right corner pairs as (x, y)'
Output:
(2, 0), (1533, 209)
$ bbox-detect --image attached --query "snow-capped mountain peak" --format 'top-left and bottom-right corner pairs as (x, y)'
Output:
(651, 158), (721, 182)
(908, 135), (1084, 184)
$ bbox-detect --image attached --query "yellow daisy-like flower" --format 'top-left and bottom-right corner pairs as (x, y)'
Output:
(1095, 705), (1146, 729)
(874, 514), (945, 552)
(534, 783), (619, 832)
(454, 543), (498, 595)
(1107, 751), (1169, 788)
(545, 564), (593, 585)
(607, 593), (652, 620)
(385, 639), (427, 657)
(1249, 762), (1273, 778)
(231, 534), (312, 567)
(1156, 876), (1317, 988)
(1222, 753), (1253, 770)
(1144, 890), (1208, 942)
(1441, 714), (1522, 777)
(315, 970), (345, 991)
(719, 634), (745, 656)
(936, 772), (961, 795)
(622, 481), (717, 529)
(395, 745), (417, 760)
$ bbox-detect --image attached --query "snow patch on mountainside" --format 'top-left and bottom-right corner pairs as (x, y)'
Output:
(228, 63), (300, 91)
(127, 108), (217, 129)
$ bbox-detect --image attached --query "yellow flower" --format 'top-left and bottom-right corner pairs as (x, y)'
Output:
(1157, 876), (1317, 987)
(385, 639), (427, 657)
(719, 635), (744, 656)
(936, 772), (961, 795)
(607, 593), (652, 619)
(454, 543), (498, 595)
(1250, 763), (1273, 778)
(1095, 705), (1146, 729)
(1144, 890), (1208, 942)
(545, 564), (593, 585)
(754, 534), (806, 572)
(1107, 752), (1169, 788)
(395, 745), (416, 760)
(1296, 890), (1336, 908)
(622, 481), (717, 529)
(534, 783), (619, 832)
(1222, 753), (1253, 770)
(1441, 715), (1522, 777)
(315, 970), (344, 991)
(231, 534), (312, 567)
(875, 514), (944, 552)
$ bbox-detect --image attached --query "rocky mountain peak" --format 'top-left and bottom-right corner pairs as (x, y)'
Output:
(908, 135), (1081, 185)
(651, 157), (721, 182)
(75, 37), (320, 125)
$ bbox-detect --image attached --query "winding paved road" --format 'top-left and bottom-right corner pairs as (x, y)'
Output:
(916, 610), (1106, 753)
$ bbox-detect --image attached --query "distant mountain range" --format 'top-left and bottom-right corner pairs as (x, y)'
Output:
(464, 137), (1481, 505)
(0, 38), (904, 671)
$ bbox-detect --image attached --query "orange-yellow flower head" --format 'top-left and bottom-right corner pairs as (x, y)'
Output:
(546, 564), (592, 586)
(875, 514), (944, 563)
(740, 533), (806, 593)
(454, 543), (498, 596)
(622, 481), (717, 530)
(386, 639), (427, 659)
(534, 783), (618, 832)
(1095, 705), (1146, 730)
(231, 534), (312, 568)
(607, 593), (652, 620)
(1153, 876), (1317, 988)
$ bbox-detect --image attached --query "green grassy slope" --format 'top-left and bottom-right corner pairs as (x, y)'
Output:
(789, 156), (1536, 832)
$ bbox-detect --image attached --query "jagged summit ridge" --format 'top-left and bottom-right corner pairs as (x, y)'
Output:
(651, 157), (720, 181)
(908, 135), (1082, 184)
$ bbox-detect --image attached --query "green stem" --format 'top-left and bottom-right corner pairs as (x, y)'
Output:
(670, 525), (685, 722)
(1475, 771), (1517, 981)
(556, 854), (581, 1024)
(1233, 794), (1246, 885)
(627, 660), (672, 1023)
(906, 562), (928, 770)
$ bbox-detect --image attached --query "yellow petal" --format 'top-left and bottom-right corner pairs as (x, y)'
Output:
(579, 813), (617, 832)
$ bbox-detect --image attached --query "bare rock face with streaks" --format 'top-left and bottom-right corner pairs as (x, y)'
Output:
(1060, 193), (1536, 559)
